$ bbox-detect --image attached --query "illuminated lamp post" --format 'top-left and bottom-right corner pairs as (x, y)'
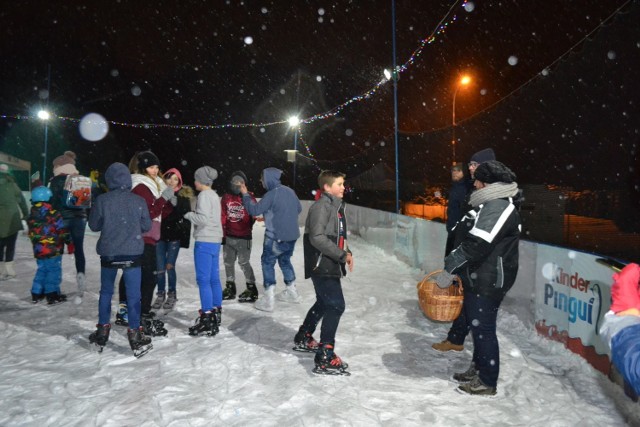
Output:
(37, 109), (51, 182)
(451, 75), (471, 164)
(284, 115), (300, 190)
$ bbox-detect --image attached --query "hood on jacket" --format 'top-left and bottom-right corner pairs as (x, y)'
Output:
(105, 162), (132, 190)
(163, 168), (183, 192)
(229, 170), (249, 194)
(261, 167), (282, 191)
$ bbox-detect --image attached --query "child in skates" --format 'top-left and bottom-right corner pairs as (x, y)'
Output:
(87, 162), (153, 357)
(221, 170), (259, 302)
(27, 186), (72, 304)
(296, 170), (354, 375)
(184, 166), (223, 336)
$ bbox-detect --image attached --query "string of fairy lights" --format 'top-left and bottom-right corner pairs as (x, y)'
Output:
(0, 0), (469, 140)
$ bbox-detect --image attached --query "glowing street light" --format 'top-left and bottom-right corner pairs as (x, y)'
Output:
(38, 109), (52, 183)
(285, 115), (300, 190)
(451, 75), (471, 164)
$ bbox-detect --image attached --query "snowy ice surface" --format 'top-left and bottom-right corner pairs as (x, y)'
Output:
(1, 226), (639, 427)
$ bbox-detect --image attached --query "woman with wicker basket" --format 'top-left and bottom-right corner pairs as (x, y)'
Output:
(431, 160), (521, 396)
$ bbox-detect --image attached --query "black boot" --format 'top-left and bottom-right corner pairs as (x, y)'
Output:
(46, 292), (67, 305)
(89, 323), (111, 351)
(222, 281), (236, 300)
(31, 292), (45, 304)
(238, 282), (258, 303)
(127, 327), (153, 358)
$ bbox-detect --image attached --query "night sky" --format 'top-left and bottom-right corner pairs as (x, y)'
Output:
(0, 1), (637, 205)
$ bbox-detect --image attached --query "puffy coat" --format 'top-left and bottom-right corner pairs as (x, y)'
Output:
(0, 172), (28, 238)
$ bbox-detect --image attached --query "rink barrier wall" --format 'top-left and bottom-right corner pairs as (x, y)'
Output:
(299, 201), (618, 379)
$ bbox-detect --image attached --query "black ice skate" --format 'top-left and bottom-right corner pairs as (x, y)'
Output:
(222, 281), (236, 300)
(237, 282), (258, 303)
(88, 323), (111, 353)
(141, 312), (168, 337)
(188, 309), (219, 337)
(127, 327), (153, 358)
(293, 327), (319, 353)
(313, 344), (350, 376)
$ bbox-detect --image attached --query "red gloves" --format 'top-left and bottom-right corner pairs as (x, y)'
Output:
(67, 242), (75, 255)
(610, 263), (640, 314)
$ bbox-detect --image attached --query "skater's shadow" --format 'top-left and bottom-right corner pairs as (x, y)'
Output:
(380, 299), (468, 379)
(224, 308), (316, 375)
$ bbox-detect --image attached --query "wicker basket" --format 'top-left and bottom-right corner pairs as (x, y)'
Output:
(417, 270), (464, 322)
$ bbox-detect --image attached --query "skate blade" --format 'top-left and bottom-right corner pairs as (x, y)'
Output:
(292, 346), (318, 353)
(133, 344), (153, 358)
(312, 366), (351, 376)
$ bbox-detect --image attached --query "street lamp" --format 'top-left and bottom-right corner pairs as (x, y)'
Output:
(38, 109), (51, 182)
(451, 75), (471, 164)
(285, 115), (300, 190)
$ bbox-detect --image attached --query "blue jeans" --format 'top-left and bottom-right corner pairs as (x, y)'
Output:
(261, 236), (296, 288)
(301, 276), (346, 346)
(464, 292), (502, 388)
(63, 217), (87, 274)
(194, 242), (222, 312)
(100, 266), (142, 329)
(31, 257), (62, 294)
(156, 240), (181, 293)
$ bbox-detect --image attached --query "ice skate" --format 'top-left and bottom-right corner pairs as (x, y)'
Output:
(152, 291), (166, 309)
(238, 282), (258, 303)
(293, 327), (319, 353)
(115, 303), (129, 326)
(46, 292), (67, 305)
(313, 344), (350, 376)
(141, 312), (168, 337)
(188, 309), (218, 337)
(255, 286), (274, 312)
(276, 283), (302, 304)
(222, 281), (236, 300)
(127, 327), (153, 358)
(163, 291), (177, 310)
(3, 261), (16, 280)
(88, 323), (111, 353)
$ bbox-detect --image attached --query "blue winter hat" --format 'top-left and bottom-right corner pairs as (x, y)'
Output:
(31, 186), (52, 202)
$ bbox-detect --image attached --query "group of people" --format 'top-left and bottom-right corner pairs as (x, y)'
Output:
(6, 150), (356, 370)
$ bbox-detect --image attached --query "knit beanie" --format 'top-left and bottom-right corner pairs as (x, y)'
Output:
(474, 160), (516, 184)
(194, 166), (218, 186)
(469, 148), (496, 164)
(0, 163), (8, 173)
(52, 151), (77, 168)
(137, 151), (160, 170)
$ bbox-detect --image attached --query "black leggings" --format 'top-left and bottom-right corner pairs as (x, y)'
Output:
(119, 243), (157, 315)
(0, 233), (18, 262)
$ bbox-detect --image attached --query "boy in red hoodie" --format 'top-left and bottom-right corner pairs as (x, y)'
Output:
(221, 171), (259, 302)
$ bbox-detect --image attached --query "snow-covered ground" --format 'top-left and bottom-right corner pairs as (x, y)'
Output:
(1, 225), (639, 427)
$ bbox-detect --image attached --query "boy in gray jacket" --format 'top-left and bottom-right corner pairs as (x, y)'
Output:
(296, 170), (353, 375)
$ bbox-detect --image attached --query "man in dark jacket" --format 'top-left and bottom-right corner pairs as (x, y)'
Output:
(294, 170), (353, 375)
(433, 160), (521, 395)
(445, 162), (471, 256)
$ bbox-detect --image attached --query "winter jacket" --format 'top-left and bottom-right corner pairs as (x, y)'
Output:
(88, 163), (152, 257)
(184, 188), (223, 243)
(160, 186), (194, 248)
(446, 180), (471, 232)
(242, 168), (301, 242)
(131, 173), (172, 245)
(0, 172), (28, 238)
(221, 192), (256, 239)
(27, 202), (71, 259)
(445, 197), (521, 300)
(304, 192), (351, 279)
(48, 174), (88, 220)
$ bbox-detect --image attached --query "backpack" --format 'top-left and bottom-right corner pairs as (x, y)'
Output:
(63, 175), (92, 209)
